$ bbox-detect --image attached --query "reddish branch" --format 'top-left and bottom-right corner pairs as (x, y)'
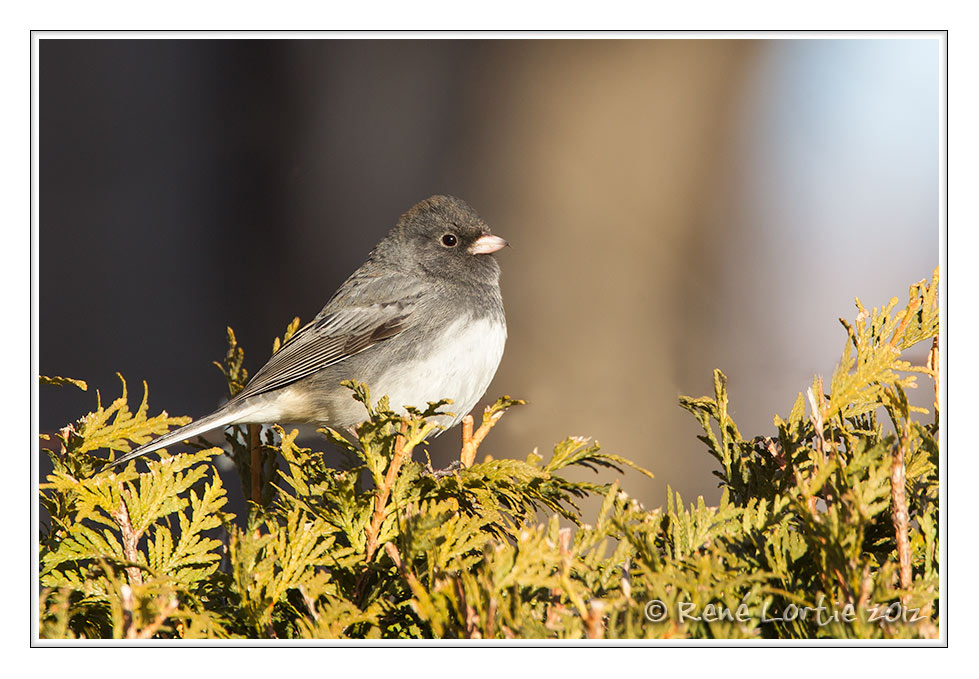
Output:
(460, 407), (508, 468)
(365, 422), (410, 561)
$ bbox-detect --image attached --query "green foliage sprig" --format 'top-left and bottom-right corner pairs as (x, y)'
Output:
(38, 269), (940, 639)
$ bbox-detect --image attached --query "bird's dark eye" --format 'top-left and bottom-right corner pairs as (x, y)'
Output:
(441, 233), (458, 247)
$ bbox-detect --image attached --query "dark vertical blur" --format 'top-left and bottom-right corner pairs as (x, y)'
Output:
(39, 38), (939, 513)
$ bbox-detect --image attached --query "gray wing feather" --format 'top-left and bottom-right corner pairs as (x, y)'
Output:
(228, 296), (417, 404)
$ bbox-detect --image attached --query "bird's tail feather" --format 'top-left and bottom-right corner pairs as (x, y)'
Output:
(109, 408), (243, 468)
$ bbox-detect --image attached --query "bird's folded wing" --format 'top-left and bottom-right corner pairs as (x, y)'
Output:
(228, 297), (417, 403)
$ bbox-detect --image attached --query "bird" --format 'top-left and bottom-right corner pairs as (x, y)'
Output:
(111, 195), (508, 468)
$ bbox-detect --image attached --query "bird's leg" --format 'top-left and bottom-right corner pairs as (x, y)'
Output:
(425, 460), (464, 479)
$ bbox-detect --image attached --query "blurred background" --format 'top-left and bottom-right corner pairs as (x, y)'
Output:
(39, 37), (940, 515)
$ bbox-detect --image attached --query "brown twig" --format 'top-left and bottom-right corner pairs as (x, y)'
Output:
(794, 468), (820, 518)
(891, 435), (913, 601)
(584, 600), (606, 640)
(544, 601), (566, 630)
(110, 491), (143, 586)
(832, 567), (852, 604)
(856, 564), (873, 612)
(365, 421), (410, 562)
(355, 420), (436, 601)
(120, 584), (136, 636)
(119, 585), (179, 639)
(249, 423), (262, 505)
(134, 597), (180, 639)
(460, 408), (505, 468)
(384, 543), (426, 606)
(298, 585), (320, 623)
(756, 436), (786, 471)
(806, 380), (832, 461)
(926, 336), (939, 420)
(384, 541), (403, 568)
(454, 577), (481, 638)
(889, 296), (922, 349)
(486, 596), (497, 639)
(556, 526), (591, 630)
(460, 415), (475, 465)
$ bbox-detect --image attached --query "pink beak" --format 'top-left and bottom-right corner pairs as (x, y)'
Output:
(469, 233), (508, 255)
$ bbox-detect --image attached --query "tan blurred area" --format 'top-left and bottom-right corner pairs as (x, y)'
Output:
(41, 37), (939, 513)
(451, 40), (762, 502)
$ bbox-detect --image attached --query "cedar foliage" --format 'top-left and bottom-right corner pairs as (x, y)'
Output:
(38, 270), (940, 639)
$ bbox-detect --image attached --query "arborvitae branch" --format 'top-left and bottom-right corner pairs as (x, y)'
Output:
(38, 268), (940, 640)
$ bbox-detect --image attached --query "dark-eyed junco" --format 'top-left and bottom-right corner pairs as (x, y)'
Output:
(111, 195), (507, 467)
